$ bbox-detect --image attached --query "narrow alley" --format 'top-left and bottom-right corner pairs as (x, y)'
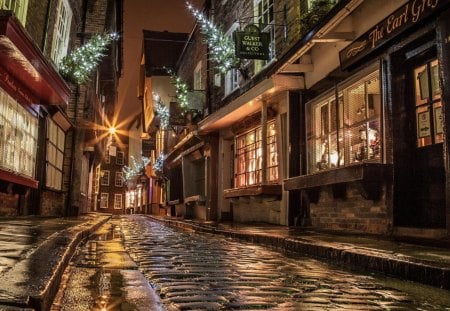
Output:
(51, 216), (450, 310)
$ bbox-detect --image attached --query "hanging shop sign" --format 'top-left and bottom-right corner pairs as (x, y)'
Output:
(340, 0), (447, 70)
(235, 24), (270, 60)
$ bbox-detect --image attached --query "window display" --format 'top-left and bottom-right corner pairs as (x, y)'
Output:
(0, 87), (38, 178)
(307, 70), (381, 173)
(414, 59), (442, 147)
(235, 121), (278, 188)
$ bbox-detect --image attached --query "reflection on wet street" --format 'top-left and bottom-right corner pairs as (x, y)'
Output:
(53, 215), (450, 310)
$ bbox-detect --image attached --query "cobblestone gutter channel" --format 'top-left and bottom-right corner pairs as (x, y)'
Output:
(151, 216), (450, 290)
(0, 215), (111, 311)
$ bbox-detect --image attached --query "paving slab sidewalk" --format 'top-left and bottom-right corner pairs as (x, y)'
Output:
(0, 213), (111, 311)
(150, 216), (450, 291)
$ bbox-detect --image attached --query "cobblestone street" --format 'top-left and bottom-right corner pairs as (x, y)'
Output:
(52, 215), (450, 310)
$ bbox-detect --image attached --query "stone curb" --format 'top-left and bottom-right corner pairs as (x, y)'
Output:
(28, 214), (111, 311)
(150, 216), (450, 290)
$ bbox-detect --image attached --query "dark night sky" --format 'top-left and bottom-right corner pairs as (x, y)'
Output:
(117, 0), (204, 127)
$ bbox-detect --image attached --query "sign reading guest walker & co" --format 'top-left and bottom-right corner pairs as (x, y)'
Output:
(340, 0), (449, 69)
(235, 24), (270, 60)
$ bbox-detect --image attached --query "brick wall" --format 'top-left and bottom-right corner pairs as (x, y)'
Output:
(309, 183), (391, 234)
(40, 190), (66, 216)
(0, 192), (18, 216)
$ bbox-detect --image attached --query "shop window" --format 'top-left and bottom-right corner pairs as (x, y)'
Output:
(100, 193), (108, 209)
(414, 59), (442, 147)
(51, 0), (72, 67)
(194, 61), (202, 90)
(116, 151), (124, 165)
(0, 0), (29, 25)
(101, 170), (110, 186)
(0, 87), (38, 178)
(46, 119), (65, 190)
(254, 0), (275, 73)
(115, 171), (123, 187)
(307, 70), (382, 173)
(234, 121), (278, 187)
(114, 194), (122, 209)
(225, 23), (241, 95)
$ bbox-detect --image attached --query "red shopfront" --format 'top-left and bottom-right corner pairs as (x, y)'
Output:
(0, 13), (70, 215)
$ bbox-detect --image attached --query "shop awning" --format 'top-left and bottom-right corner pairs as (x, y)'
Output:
(0, 13), (70, 106)
(198, 74), (303, 134)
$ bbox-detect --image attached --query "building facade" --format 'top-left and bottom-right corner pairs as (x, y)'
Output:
(0, 0), (122, 216)
(155, 0), (450, 239)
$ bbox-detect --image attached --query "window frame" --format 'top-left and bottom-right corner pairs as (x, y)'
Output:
(100, 193), (109, 209)
(0, 0), (29, 25)
(116, 151), (124, 165)
(224, 23), (241, 96)
(306, 67), (383, 174)
(50, 0), (72, 67)
(45, 118), (65, 190)
(114, 194), (123, 209)
(253, 0), (275, 73)
(234, 120), (278, 188)
(100, 170), (110, 186)
(115, 171), (123, 187)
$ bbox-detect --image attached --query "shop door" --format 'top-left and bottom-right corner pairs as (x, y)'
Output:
(394, 58), (446, 228)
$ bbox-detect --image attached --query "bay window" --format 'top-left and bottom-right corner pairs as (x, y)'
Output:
(307, 70), (382, 173)
(0, 87), (37, 178)
(234, 121), (278, 187)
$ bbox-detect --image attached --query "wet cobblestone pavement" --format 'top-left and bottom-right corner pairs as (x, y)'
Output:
(53, 215), (450, 310)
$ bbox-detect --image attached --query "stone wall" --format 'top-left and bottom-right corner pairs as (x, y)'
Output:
(232, 196), (281, 224)
(40, 190), (65, 216)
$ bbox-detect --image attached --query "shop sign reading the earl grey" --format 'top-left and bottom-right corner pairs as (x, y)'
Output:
(235, 24), (270, 60)
(340, 0), (446, 70)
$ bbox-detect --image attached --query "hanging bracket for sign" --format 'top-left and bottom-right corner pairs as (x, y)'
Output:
(235, 24), (270, 60)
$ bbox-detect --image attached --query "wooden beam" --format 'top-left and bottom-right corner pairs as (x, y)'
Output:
(312, 32), (355, 43)
(280, 63), (313, 73)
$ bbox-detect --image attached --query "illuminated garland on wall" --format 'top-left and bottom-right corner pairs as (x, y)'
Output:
(153, 93), (170, 130)
(186, 2), (239, 73)
(123, 155), (151, 182)
(152, 153), (165, 174)
(59, 33), (119, 84)
(166, 68), (189, 109)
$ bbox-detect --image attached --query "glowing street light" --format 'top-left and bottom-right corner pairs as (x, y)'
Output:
(108, 126), (116, 135)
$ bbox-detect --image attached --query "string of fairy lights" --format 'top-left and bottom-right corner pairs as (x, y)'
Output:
(122, 155), (151, 183)
(59, 32), (119, 84)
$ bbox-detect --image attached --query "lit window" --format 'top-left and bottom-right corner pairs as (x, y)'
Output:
(1, 0), (29, 25)
(414, 59), (442, 147)
(100, 193), (108, 209)
(100, 170), (110, 185)
(116, 151), (124, 165)
(234, 121), (278, 187)
(114, 194), (122, 209)
(51, 0), (72, 67)
(0, 87), (38, 178)
(225, 23), (241, 95)
(194, 61), (203, 90)
(254, 0), (275, 73)
(46, 119), (65, 190)
(115, 171), (123, 187)
(307, 70), (382, 173)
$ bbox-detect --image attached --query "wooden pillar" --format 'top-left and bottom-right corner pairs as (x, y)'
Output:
(261, 100), (268, 185)
(437, 8), (450, 234)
